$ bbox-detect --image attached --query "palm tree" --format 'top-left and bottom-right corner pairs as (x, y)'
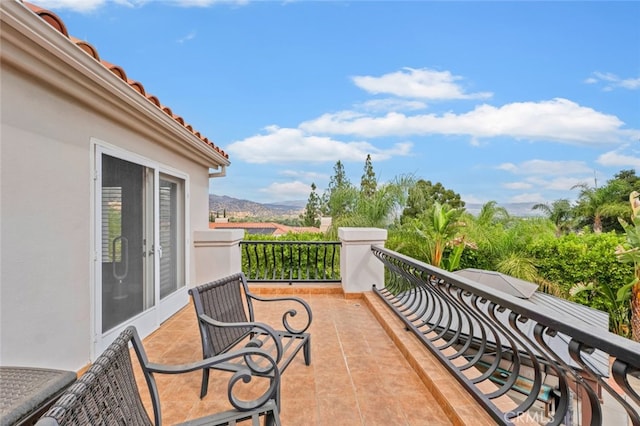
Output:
(572, 183), (629, 233)
(414, 202), (463, 268)
(476, 200), (510, 227)
(532, 199), (574, 236)
(616, 191), (640, 341)
(570, 280), (631, 337)
(326, 175), (413, 238)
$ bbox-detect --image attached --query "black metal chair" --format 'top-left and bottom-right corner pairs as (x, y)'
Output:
(35, 326), (281, 426)
(189, 272), (312, 402)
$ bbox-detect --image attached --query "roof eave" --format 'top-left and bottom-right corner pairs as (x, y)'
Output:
(1, 0), (230, 169)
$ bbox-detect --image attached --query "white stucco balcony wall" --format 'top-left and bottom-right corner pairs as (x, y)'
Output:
(338, 227), (387, 294)
(193, 229), (244, 284)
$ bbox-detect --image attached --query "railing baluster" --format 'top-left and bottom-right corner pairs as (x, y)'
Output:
(239, 241), (341, 284)
(371, 245), (640, 426)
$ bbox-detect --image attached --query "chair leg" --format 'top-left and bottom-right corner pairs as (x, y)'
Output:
(303, 337), (311, 366)
(265, 405), (281, 426)
(200, 368), (209, 399)
(273, 380), (281, 411)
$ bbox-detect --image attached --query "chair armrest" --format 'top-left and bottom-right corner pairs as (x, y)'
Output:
(245, 293), (313, 334)
(198, 314), (284, 364)
(145, 347), (280, 412)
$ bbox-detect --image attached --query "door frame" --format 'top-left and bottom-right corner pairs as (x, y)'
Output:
(91, 139), (190, 358)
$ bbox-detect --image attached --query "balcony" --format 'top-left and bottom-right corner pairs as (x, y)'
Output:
(135, 289), (488, 425)
(139, 228), (639, 425)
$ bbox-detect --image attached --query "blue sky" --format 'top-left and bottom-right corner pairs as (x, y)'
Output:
(40, 0), (640, 206)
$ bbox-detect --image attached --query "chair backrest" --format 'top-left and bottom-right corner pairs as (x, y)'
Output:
(189, 273), (253, 357)
(36, 327), (154, 426)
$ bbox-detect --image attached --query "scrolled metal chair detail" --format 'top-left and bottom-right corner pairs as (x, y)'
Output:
(35, 326), (281, 426)
(189, 272), (312, 406)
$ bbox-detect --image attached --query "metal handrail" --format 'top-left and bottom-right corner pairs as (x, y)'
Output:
(240, 241), (341, 284)
(371, 245), (640, 426)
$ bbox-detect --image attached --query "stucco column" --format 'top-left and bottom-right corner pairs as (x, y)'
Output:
(193, 229), (244, 285)
(338, 227), (387, 294)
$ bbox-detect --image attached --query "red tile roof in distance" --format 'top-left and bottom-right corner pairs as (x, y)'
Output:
(23, 2), (228, 160)
(209, 222), (322, 235)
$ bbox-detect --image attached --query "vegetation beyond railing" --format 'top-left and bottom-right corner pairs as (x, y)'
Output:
(241, 241), (341, 283)
(372, 245), (640, 426)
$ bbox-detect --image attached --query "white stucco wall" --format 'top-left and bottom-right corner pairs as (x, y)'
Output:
(1, 68), (93, 370)
(0, 2), (224, 371)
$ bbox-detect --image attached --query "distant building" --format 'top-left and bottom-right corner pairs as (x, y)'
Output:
(209, 222), (322, 236)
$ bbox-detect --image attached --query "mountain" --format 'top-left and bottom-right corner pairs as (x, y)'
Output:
(466, 202), (543, 217)
(209, 194), (305, 218)
(210, 194), (542, 220)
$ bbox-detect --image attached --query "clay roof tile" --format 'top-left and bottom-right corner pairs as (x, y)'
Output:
(24, 2), (68, 36)
(23, 1), (228, 160)
(70, 36), (100, 60)
(146, 94), (161, 107)
(127, 79), (146, 95)
(99, 60), (127, 81)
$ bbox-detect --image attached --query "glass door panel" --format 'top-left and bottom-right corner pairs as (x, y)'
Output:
(159, 175), (185, 299)
(101, 154), (155, 333)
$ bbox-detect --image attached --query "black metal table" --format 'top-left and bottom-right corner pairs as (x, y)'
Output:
(0, 367), (76, 426)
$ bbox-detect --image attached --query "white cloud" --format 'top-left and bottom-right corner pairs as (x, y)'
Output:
(586, 71), (640, 91)
(530, 176), (587, 191)
(35, 0), (113, 12)
(301, 98), (632, 146)
(177, 30), (197, 43)
(36, 0), (247, 12)
(461, 194), (487, 204)
(280, 170), (328, 180)
(352, 67), (492, 100)
(497, 161), (596, 198)
(259, 181), (312, 201)
(355, 98), (427, 113)
(597, 149), (640, 168)
(226, 126), (413, 164)
(168, 0), (250, 7)
(497, 163), (517, 173)
(497, 159), (591, 176)
(503, 182), (533, 190)
(509, 193), (545, 203)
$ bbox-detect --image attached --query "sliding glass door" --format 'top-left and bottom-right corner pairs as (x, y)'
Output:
(96, 148), (186, 352)
(101, 154), (154, 333)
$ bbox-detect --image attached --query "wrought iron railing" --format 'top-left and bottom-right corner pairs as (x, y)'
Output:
(240, 241), (341, 284)
(371, 245), (640, 426)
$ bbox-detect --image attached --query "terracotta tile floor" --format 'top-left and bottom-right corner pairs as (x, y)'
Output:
(134, 292), (452, 425)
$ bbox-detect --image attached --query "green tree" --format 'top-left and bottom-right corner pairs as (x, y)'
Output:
(532, 199), (574, 236)
(326, 175), (413, 238)
(322, 160), (354, 218)
(616, 191), (640, 341)
(530, 231), (630, 315)
(602, 170), (640, 210)
(458, 214), (558, 292)
(391, 202), (464, 269)
(475, 201), (510, 227)
(418, 202), (464, 268)
(300, 183), (321, 227)
(400, 179), (465, 223)
(570, 280), (630, 337)
(602, 169), (640, 232)
(572, 172), (634, 233)
(360, 154), (377, 198)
